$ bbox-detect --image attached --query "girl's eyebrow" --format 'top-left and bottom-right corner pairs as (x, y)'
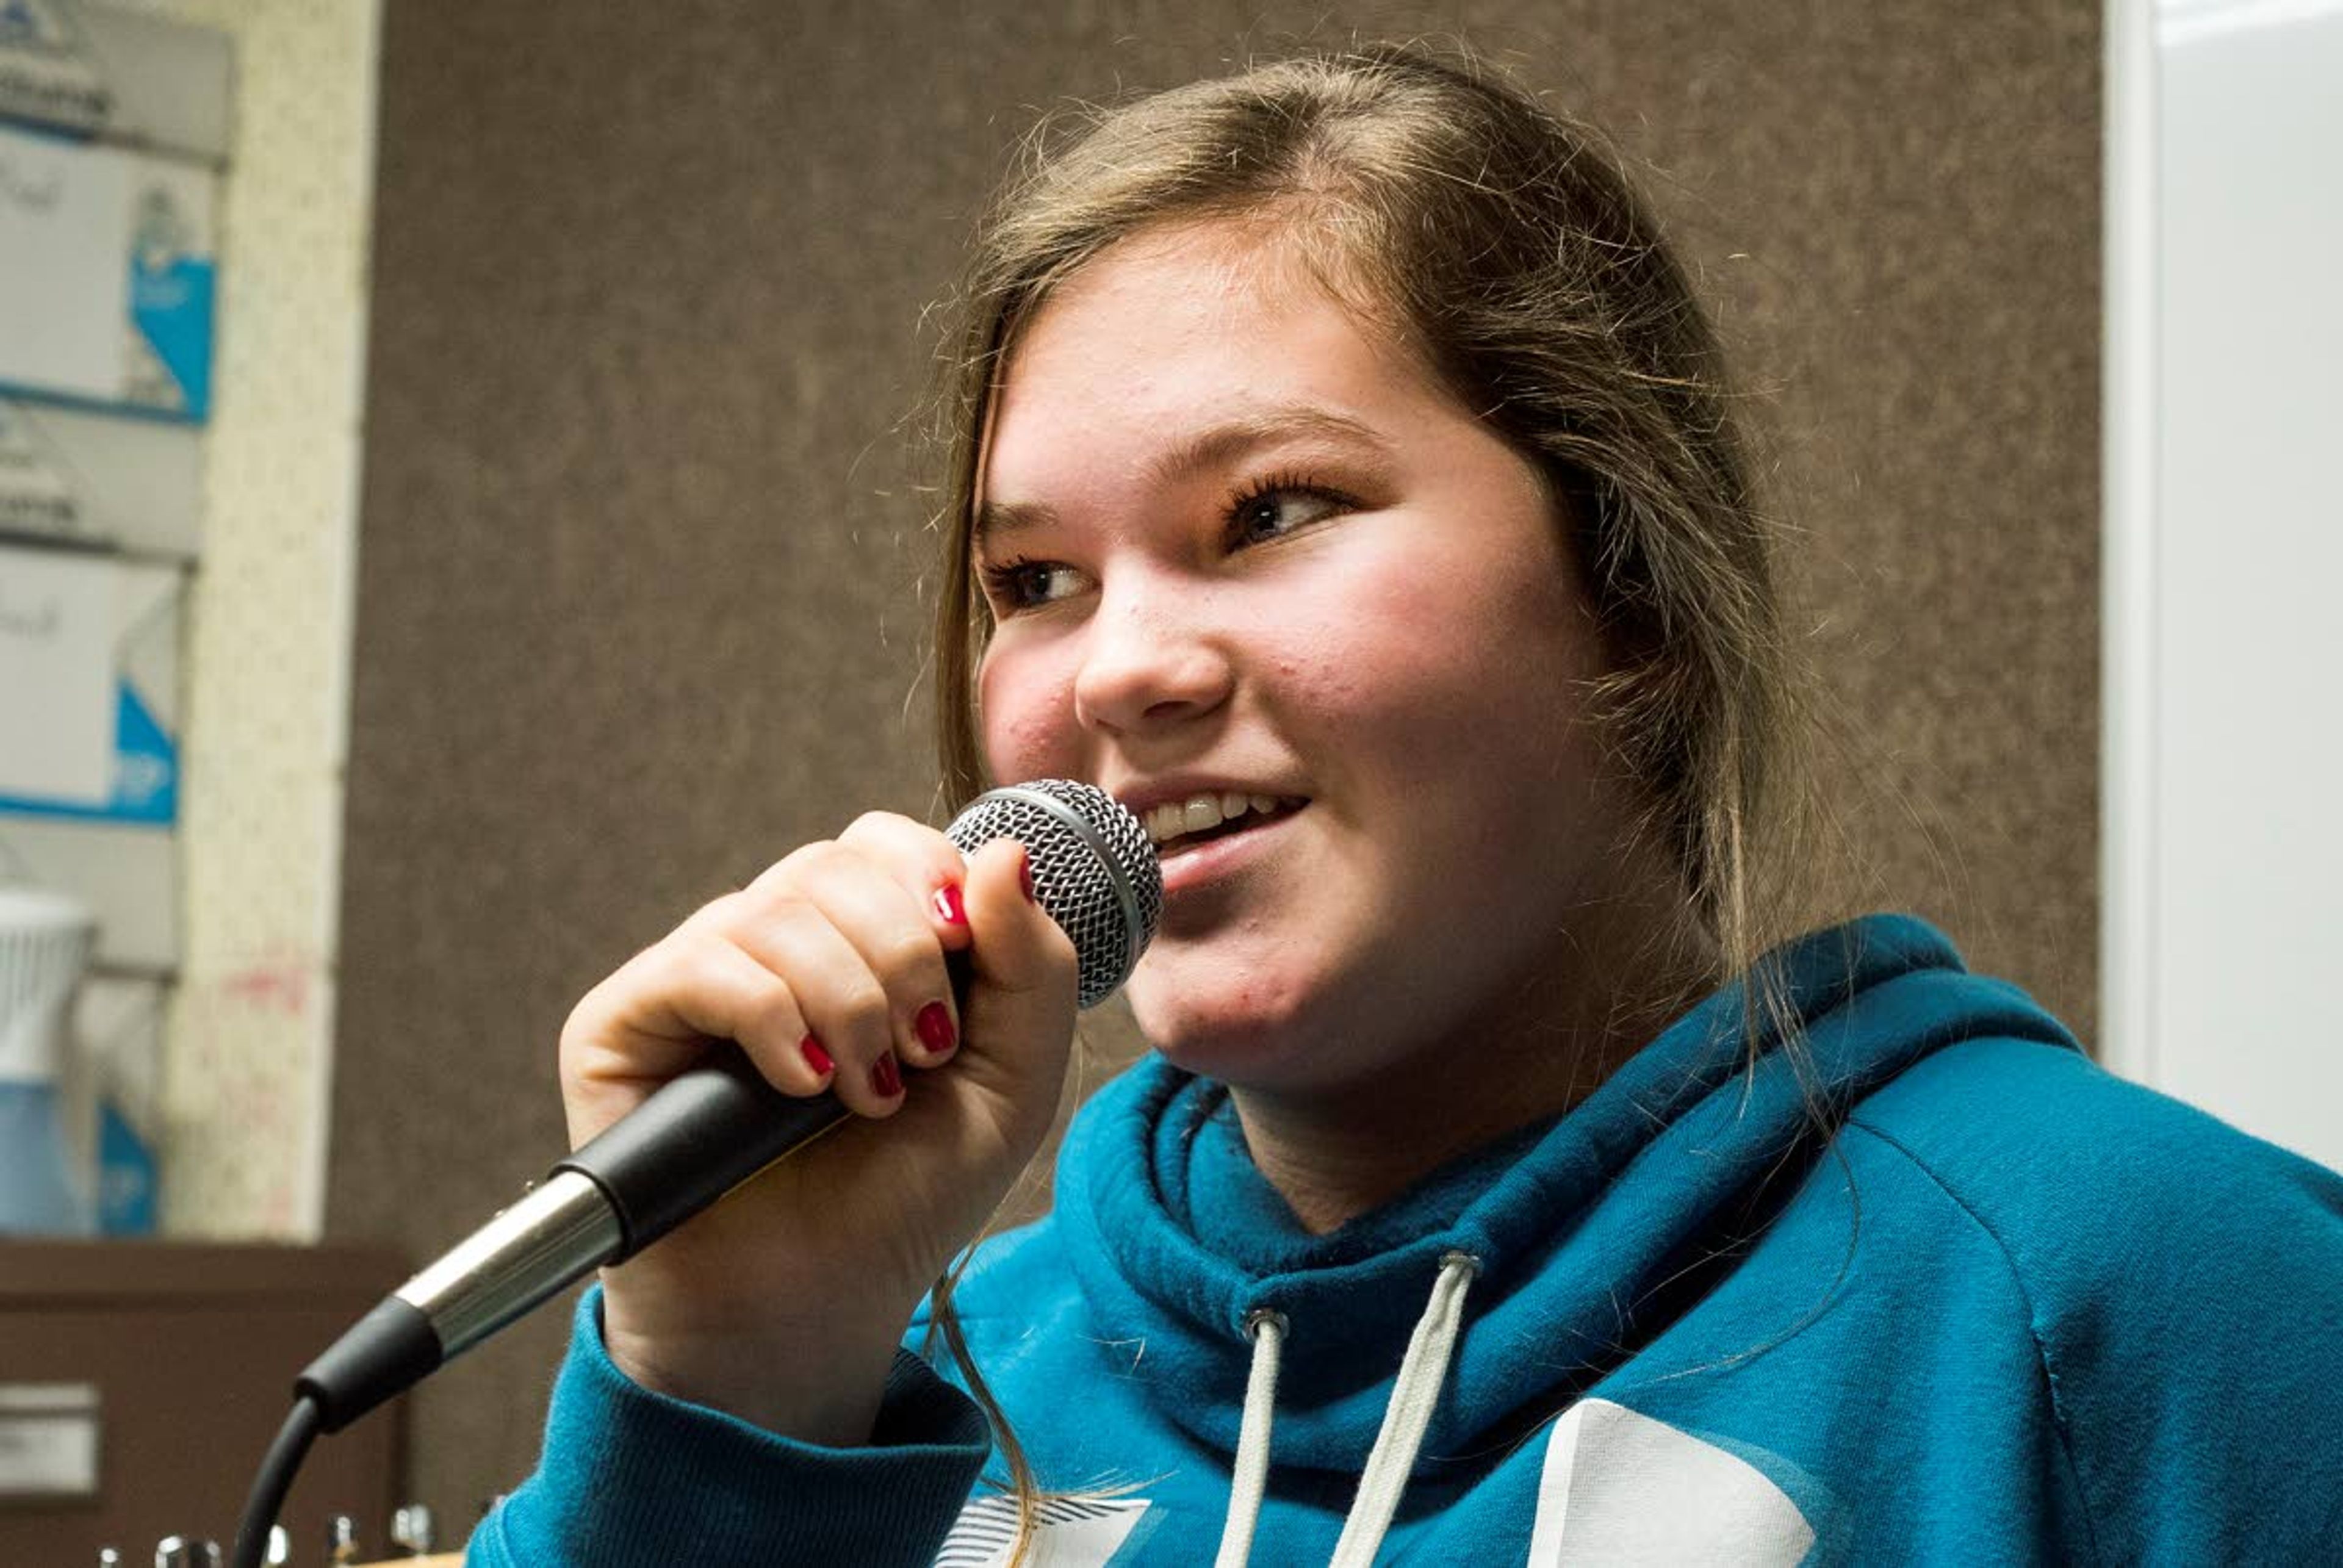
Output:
(1140, 407), (1391, 490)
(973, 495), (1056, 550)
(975, 407), (1392, 548)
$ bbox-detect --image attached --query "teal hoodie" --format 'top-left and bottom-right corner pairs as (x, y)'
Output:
(472, 915), (2343, 1563)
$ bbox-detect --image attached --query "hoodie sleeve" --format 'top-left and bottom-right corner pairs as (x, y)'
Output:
(466, 1287), (991, 1567)
(1854, 1037), (2343, 1561)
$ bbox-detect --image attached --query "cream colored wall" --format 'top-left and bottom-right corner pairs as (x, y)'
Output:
(122, 0), (382, 1239)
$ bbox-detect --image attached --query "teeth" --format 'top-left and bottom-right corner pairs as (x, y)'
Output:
(1141, 793), (1297, 847)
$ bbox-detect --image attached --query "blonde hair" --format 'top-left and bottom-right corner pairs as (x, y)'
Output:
(918, 40), (1830, 1549)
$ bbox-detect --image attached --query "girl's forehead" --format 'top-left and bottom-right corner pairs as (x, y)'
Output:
(1010, 217), (1403, 375)
(987, 226), (1426, 448)
(1021, 229), (1307, 360)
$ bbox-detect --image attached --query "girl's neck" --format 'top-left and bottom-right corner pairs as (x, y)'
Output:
(1227, 904), (1721, 1236)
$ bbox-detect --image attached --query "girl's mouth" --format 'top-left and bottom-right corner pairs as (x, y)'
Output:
(1143, 791), (1307, 860)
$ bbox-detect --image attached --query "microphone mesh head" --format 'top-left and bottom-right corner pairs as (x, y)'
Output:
(946, 780), (1162, 1009)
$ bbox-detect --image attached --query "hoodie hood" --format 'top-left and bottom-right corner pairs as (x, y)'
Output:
(1053, 913), (2081, 1475)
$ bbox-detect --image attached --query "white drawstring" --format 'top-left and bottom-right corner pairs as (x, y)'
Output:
(1214, 1307), (1288, 1568)
(1328, 1251), (1481, 1567)
(1209, 1254), (1484, 1568)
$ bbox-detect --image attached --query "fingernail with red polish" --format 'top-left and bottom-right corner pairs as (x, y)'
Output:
(931, 883), (968, 926)
(871, 1052), (903, 1099)
(799, 1035), (834, 1077)
(915, 1001), (957, 1058)
(1019, 849), (1037, 904)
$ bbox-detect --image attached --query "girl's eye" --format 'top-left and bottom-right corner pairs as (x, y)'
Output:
(979, 558), (1085, 613)
(1226, 481), (1348, 548)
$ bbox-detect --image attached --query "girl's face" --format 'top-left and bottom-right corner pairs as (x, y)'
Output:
(976, 223), (1647, 1095)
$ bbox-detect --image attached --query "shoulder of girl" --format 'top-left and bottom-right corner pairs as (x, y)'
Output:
(1842, 1034), (2343, 1309)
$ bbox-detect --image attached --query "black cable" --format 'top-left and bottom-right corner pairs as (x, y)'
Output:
(230, 1394), (323, 1568)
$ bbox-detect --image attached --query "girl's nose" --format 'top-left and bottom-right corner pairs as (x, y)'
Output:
(1071, 577), (1234, 737)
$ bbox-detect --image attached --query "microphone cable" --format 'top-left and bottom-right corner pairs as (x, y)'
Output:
(230, 1394), (322, 1568)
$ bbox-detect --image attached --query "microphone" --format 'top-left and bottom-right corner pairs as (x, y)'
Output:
(293, 780), (1161, 1434)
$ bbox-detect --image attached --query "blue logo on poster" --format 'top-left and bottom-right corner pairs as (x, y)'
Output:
(0, 683), (176, 824)
(126, 183), (215, 419)
(110, 683), (176, 820)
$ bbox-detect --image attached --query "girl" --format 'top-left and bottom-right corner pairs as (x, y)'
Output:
(472, 45), (2343, 1564)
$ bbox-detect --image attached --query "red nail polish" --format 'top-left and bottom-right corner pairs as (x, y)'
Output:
(915, 1001), (957, 1057)
(799, 1035), (834, 1076)
(932, 883), (968, 926)
(1019, 849), (1036, 904)
(871, 1052), (903, 1098)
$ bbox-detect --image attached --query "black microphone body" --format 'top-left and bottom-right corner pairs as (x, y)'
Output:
(293, 781), (1161, 1434)
(560, 1051), (854, 1262)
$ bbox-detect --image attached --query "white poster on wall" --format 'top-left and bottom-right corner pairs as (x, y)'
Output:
(0, 545), (114, 805)
(0, 122), (218, 420)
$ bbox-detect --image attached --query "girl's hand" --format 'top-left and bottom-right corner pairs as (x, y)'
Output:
(557, 811), (1078, 1443)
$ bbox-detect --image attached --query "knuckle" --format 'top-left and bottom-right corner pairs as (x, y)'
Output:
(761, 889), (821, 930)
(727, 886), (818, 945)
(750, 838), (844, 893)
(740, 985), (805, 1052)
(556, 998), (599, 1056)
(842, 812), (962, 872)
(655, 931), (735, 1002)
(803, 837), (858, 870)
(683, 888), (754, 935)
(877, 926), (943, 981)
(830, 977), (891, 1040)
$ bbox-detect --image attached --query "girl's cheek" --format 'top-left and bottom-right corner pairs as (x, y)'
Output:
(977, 646), (1081, 780)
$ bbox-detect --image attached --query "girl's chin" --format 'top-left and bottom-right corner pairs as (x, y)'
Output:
(1131, 997), (1280, 1071)
(1128, 995), (1340, 1090)
(1125, 946), (1379, 1087)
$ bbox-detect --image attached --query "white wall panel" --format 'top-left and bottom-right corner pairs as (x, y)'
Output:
(2105, 0), (2343, 1171)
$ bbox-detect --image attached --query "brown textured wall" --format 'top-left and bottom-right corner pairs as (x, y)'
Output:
(331, 0), (2100, 1520)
